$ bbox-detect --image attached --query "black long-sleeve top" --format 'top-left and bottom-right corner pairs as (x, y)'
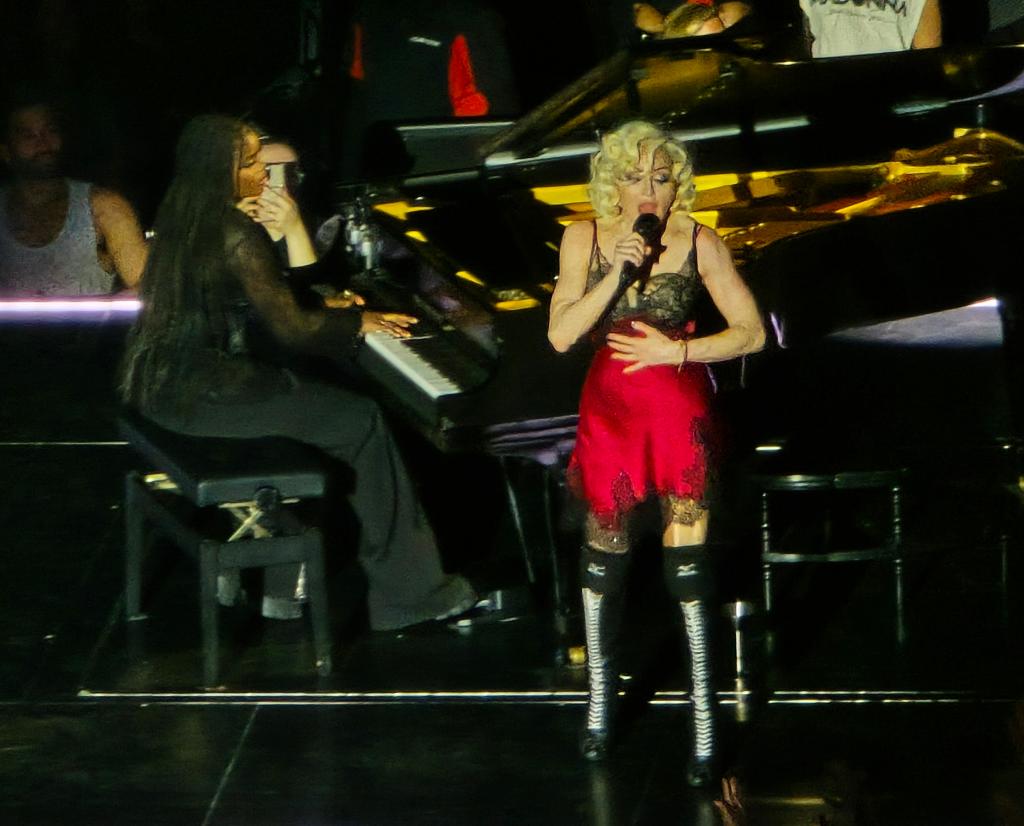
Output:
(127, 210), (362, 413)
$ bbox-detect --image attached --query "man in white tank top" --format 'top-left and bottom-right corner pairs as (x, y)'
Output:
(800, 0), (942, 58)
(0, 101), (148, 296)
(990, 0), (1024, 41)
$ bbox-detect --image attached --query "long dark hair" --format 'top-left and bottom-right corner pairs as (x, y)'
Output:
(120, 114), (250, 409)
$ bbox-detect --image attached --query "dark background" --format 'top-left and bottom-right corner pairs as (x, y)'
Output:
(0, 0), (612, 222)
(0, 0), (995, 224)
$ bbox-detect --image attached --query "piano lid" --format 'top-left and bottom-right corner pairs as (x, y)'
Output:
(481, 39), (1024, 171)
(828, 298), (1002, 350)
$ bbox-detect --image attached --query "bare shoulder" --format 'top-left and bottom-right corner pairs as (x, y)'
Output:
(89, 186), (140, 225)
(695, 221), (729, 258)
(691, 222), (739, 284)
(666, 210), (694, 233)
(561, 219), (593, 250)
(666, 212), (723, 249)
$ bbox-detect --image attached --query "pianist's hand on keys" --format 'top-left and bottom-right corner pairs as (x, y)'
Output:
(360, 311), (418, 338)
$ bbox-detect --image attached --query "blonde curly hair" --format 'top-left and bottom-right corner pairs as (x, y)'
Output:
(588, 121), (695, 220)
(661, 3), (719, 38)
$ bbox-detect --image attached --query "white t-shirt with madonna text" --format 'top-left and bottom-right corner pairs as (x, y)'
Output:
(800, 0), (927, 58)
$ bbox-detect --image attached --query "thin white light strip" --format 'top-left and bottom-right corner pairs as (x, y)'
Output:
(752, 116), (811, 133)
(772, 689), (979, 695)
(76, 689), (589, 701)
(970, 297), (999, 308)
(485, 117), (815, 169)
(485, 144), (597, 167)
(73, 687), (1016, 705)
(65, 697), (1013, 708)
(0, 441), (128, 447)
(891, 99), (950, 116)
(0, 298), (141, 313)
(486, 126), (746, 169)
(768, 311), (785, 349)
(399, 121), (514, 133)
(670, 125), (745, 142)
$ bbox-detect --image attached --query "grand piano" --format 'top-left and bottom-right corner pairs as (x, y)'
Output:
(343, 36), (1024, 466)
(3, 33), (1023, 657)
(6, 37), (1021, 454)
(315, 36), (1024, 639)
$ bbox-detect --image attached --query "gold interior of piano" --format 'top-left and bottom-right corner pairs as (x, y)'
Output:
(537, 129), (1024, 258)
(373, 129), (1024, 305)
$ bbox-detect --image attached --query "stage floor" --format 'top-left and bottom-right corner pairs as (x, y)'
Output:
(2, 443), (1023, 825)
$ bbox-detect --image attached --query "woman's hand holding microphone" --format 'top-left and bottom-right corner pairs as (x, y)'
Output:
(611, 231), (648, 291)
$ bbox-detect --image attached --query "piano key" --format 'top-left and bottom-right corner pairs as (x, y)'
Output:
(363, 332), (464, 398)
(403, 337), (491, 389)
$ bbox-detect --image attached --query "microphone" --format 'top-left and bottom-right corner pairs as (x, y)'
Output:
(619, 213), (664, 290)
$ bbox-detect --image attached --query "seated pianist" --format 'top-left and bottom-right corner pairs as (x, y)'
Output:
(0, 97), (148, 297)
(237, 134), (371, 386)
(119, 114), (478, 629)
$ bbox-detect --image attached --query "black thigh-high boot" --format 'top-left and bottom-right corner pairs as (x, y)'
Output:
(580, 544), (631, 761)
(663, 544), (716, 787)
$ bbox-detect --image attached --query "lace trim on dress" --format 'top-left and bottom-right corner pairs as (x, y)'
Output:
(574, 409), (716, 537)
(660, 495), (707, 527)
(584, 511), (631, 553)
(587, 221), (705, 340)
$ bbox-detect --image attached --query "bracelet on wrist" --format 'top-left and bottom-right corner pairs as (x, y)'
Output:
(677, 339), (688, 374)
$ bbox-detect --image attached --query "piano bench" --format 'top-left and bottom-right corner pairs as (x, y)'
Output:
(118, 412), (333, 687)
(753, 466), (906, 645)
(484, 416), (578, 666)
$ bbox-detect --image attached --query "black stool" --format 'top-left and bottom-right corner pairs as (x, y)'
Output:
(483, 415), (578, 665)
(755, 467), (906, 644)
(119, 411), (333, 686)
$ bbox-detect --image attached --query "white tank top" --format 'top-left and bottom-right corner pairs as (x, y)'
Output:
(991, 0), (1024, 31)
(0, 180), (115, 296)
(800, 0), (927, 58)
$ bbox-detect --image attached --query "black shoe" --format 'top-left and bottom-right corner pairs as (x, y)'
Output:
(581, 728), (612, 762)
(686, 753), (715, 788)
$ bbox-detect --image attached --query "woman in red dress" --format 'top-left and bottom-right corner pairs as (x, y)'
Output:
(548, 120), (765, 786)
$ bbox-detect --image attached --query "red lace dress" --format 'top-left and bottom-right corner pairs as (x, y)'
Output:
(567, 222), (715, 533)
